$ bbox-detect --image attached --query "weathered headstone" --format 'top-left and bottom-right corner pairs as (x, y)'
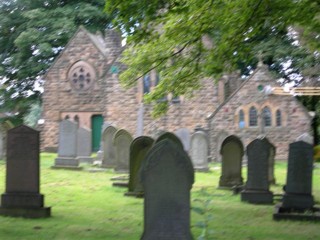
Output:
(282, 141), (314, 209)
(140, 139), (194, 240)
(219, 135), (244, 188)
(190, 130), (209, 171)
(54, 120), (80, 169)
(0, 125), (51, 218)
(273, 141), (318, 220)
(76, 127), (93, 163)
(175, 128), (191, 151)
(101, 125), (117, 168)
(125, 136), (154, 197)
(113, 129), (133, 172)
(155, 132), (184, 150)
(241, 138), (273, 204)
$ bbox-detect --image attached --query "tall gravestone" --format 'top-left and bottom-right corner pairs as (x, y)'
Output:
(156, 132), (184, 150)
(140, 139), (194, 240)
(190, 130), (209, 171)
(0, 125), (51, 218)
(113, 129), (133, 172)
(274, 141), (317, 220)
(241, 138), (273, 204)
(54, 120), (80, 169)
(76, 127), (93, 163)
(282, 141), (314, 209)
(175, 128), (191, 152)
(219, 135), (244, 188)
(125, 136), (154, 197)
(101, 125), (117, 168)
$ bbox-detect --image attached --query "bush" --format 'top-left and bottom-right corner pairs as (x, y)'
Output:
(314, 145), (320, 162)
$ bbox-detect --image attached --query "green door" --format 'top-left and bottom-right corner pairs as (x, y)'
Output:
(91, 115), (103, 152)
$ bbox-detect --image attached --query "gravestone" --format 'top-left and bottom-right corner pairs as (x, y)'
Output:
(140, 139), (194, 240)
(268, 140), (276, 185)
(54, 120), (80, 169)
(125, 136), (154, 197)
(175, 128), (191, 152)
(282, 141), (314, 209)
(0, 125), (51, 218)
(241, 138), (273, 204)
(219, 135), (244, 188)
(190, 130), (209, 171)
(274, 141), (318, 220)
(76, 127), (93, 163)
(113, 129), (133, 172)
(101, 125), (117, 168)
(155, 132), (184, 150)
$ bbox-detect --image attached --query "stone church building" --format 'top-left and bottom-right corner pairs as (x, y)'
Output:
(41, 27), (312, 160)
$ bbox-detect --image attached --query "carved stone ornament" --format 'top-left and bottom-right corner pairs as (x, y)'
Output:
(68, 61), (96, 91)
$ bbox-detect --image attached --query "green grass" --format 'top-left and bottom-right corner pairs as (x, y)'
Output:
(0, 154), (319, 240)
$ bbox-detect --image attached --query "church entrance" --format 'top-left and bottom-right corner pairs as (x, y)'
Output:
(91, 115), (103, 152)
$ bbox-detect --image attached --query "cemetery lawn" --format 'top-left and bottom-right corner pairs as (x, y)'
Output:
(0, 154), (319, 240)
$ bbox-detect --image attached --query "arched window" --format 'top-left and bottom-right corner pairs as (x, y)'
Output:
(249, 106), (258, 126)
(263, 107), (272, 127)
(143, 74), (151, 94)
(239, 109), (245, 128)
(276, 109), (282, 126)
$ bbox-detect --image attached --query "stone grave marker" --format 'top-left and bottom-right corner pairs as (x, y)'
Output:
(190, 130), (209, 171)
(155, 132), (184, 150)
(125, 136), (154, 197)
(140, 139), (194, 240)
(76, 126), (93, 163)
(295, 132), (313, 145)
(53, 120), (80, 169)
(219, 135), (244, 188)
(274, 141), (318, 220)
(0, 125), (51, 218)
(175, 128), (191, 152)
(241, 138), (273, 204)
(101, 125), (117, 168)
(113, 129), (133, 172)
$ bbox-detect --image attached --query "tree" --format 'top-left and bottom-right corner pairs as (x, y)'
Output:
(105, 0), (320, 116)
(0, 0), (112, 123)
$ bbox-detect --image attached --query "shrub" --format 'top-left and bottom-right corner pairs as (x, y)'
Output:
(314, 145), (320, 162)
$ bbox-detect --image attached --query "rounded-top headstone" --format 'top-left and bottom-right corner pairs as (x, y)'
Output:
(155, 132), (184, 150)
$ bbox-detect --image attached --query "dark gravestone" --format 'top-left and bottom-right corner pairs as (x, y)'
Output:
(0, 125), (51, 218)
(76, 127), (93, 163)
(113, 129), (133, 172)
(273, 141), (318, 221)
(219, 135), (244, 188)
(155, 132), (184, 150)
(140, 139), (194, 240)
(241, 138), (273, 204)
(101, 125), (117, 168)
(54, 120), (80, 169)
(190, 130), (209, 172)
(283, 141), (314, 209)
(125, 136), (154, 197)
